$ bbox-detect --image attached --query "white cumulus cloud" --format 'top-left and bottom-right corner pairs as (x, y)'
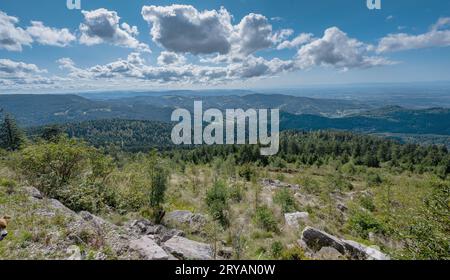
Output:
(157, 51), (186, 65)
(0, 58), (54, 86)
(277, 33), (314, 50)
(142, 5), (289, 58)
(296, 27), (394, 70)
(80, 8), (150, 52)
(26, 21), (76, 47)
(0, 11), (33, 51)
(377, 17), (450, 53)
(142, 5), (233, 55)
(232, 13), (277, 55)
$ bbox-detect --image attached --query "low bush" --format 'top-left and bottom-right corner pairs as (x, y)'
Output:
(253, 206), (278, 233)
(274, 188), (297, 213)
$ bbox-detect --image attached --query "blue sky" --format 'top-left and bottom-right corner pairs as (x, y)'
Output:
(1, 0), (450, 93)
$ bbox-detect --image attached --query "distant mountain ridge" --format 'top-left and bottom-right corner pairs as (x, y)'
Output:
(281, 106), (450, 135)
(2, 93), (450, 138)
(0, 94), (173, 127)
(0, 93), (370, 127)
(107, 93), (369, 116)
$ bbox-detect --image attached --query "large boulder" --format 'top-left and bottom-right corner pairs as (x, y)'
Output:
(163, 236), (213, 260)
(163, 210), (206, 234)
(130, 236), (170, 260)
(301, 227), (390, 260)
(301, 227), (346, 255)
(284, 212), (309, 228)
(342, 240), (390, 260)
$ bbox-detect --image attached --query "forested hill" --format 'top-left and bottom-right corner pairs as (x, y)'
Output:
(280, 107), (450, 135)
(0, 94), (173, 127)
(4, 93), (450, 151)
(27, 119), (174, 152)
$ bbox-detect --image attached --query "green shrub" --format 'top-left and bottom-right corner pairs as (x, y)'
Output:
(254, 206), (278, 233)
(297, 176), (320, 195)
(271, 241), (284, 259)
(206, 180), (229, 227)
(347, 210), (384, 239)
(359, 195), (376, 212)
(229, 183), (243, 202)
(274, 188), (297, 213)
(18, 136), (121, 213)
(238, 164), (255, 181)
(367, 172), (383, 187)
(58, 183), (107, 213)
(280, 246), (307, 260)
(326, 173), (353, 192)
(403, 181), (450, 259)
(19, 136), (91, 197)
(0, 178), (17, 194)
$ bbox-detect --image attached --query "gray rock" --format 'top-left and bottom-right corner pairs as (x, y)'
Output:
(342, 240), (390, 260)
(218, 247), (233, 259)
(49, 199), (75, 215)
(128, 219), (185, 244)
(163, 210), (206, 233)
(159, 228), (185, 243)
(301, 227), (390, 260)
(337, 203), (348, 212)
(25, 186), (43, 199)
(66, 245), (82, 260)
(284, 212), (309, 228)
(261, 179), (300, 190)
(130, 236), (170, 260)
(315, 247), (345, 260)
(94, 252), (108, 260)
(301, 226), (346, 254)
(163, 236), (213, 260)
(130, 219), (154, 234)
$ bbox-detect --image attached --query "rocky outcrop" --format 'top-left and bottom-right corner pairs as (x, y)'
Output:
(315, 247), (345, 260)
(301, 227), (346, 254)
(15, 186), (221, 260)
(130, 236), (170, 260)
(284, 212), (309, 228)
(301, 226), (390, 260)
(17, 186), (143, 260)
(163, 236), (213, 260)
(128, 219), (185, 243)
(261, 179), (300, 190)
(163, 210), (206, 234)
(24, 186), (43, 200)
(66, 245), (82, 260)
(342, 240), (390, 260)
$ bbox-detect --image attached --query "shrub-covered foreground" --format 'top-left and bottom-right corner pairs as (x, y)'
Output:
(0, 124), (449, 260)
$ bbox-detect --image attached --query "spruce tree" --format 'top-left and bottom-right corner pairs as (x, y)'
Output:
(0, 113), (25, 151)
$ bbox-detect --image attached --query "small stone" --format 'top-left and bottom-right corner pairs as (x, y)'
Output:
(66, 245), (82, 260)
(337, 203), (348, 212)
(218, 247), (233, 259)
(25, 186), (43, 199)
